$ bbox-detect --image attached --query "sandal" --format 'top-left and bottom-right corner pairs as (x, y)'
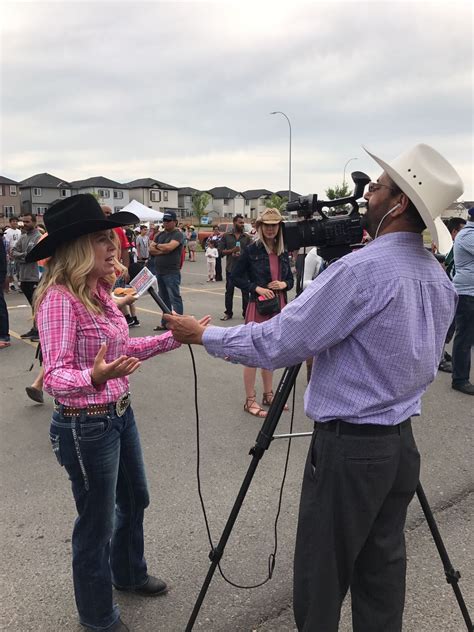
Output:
(262, 390), (289, 411)
(244, 394), (267, 418)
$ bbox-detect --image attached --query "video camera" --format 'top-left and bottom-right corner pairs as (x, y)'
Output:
(283, 171), (371, 261)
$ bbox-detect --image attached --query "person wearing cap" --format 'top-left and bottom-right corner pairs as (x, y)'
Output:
(149, 210), (184, 331)
(450, 207), (474, 395)
(187, 224), (197, 262)
(26, 194), (202, 632)
(232, 208), (294, 417)
(164, 144), (462, 632)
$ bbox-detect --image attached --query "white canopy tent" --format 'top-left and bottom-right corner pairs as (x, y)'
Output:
(119, 199), (164, 222)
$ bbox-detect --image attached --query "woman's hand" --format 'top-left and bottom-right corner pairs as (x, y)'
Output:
(267, 281), (287, 291)
(114, 294), (138, 308)
(91, 343), (141, 385)
(256, 286), (275, 299)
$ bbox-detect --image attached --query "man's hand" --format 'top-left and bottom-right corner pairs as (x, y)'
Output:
(91, 343), (141, 385)
(163, 314), (211, 345)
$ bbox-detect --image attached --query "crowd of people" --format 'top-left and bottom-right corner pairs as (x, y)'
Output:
(0, 142), (472, 631)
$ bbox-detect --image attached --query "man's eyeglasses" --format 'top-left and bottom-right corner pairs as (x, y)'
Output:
(367, 182), (396, 194)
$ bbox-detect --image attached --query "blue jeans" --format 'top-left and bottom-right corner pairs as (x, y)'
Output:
(156, 272), (183, 325)
(50, 404), (150, 630)
(451, 294), (474, 385)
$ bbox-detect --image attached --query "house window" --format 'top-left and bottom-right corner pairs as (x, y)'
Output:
(10, 185), (17, 195)
(245, 199), (249, 206)
(114, 206), (123, 212)
(33, 188), (42, 196)
(223, 199), (229, 206)
(150, 190), (161, 202)
(114, 190), (124, 199)
(60, 189), (69, 197)
(36, 206), (48, 215)
(98, 189), (110, 198)
(4, 205), (15, 217)
(163, 191), (168, 201)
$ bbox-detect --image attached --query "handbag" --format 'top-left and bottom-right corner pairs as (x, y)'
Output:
(255, 294), (280, 316)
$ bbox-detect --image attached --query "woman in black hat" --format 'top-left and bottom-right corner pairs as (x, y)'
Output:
(28, 194), (208, 632)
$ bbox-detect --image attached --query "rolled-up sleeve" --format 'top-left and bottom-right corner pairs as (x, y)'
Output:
(125, 331), (181, 359)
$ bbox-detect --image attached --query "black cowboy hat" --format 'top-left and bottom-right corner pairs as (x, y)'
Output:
(26, 194), (139, 262)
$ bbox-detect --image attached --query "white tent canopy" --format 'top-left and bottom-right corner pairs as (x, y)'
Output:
(119, 199), (164, 222)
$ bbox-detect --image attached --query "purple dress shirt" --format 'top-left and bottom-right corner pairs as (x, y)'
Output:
(203, 232), (458, 425)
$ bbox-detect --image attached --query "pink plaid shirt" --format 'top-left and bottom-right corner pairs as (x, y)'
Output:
(37, 283), (180, 407)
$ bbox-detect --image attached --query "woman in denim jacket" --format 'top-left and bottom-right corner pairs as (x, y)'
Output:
(232, 208), (294, 417)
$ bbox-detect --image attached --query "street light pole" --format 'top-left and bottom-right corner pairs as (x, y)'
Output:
(343, 157), (358, 187)
(270, 111), (292, 202)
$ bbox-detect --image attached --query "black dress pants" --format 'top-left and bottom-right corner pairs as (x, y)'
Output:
(451, 294), (474, 385)
(293, 420), (420, 632)
(224, 271), (249, 317)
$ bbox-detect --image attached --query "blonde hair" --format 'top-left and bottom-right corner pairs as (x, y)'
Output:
(34, 232), (118, 316)
(256, 215), (285, 256)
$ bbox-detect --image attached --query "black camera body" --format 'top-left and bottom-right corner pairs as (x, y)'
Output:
(282, 171), (370, 261)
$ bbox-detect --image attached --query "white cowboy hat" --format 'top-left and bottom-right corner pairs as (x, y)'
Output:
(363, 143), (463, 249)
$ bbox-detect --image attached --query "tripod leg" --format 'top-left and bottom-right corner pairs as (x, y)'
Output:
(185, 364), (301, 631)
(416, 483), (473, 631)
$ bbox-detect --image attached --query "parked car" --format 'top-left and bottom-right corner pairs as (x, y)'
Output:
(198, 222), (252, 247)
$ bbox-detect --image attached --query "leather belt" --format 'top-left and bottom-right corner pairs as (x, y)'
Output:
(315, 418), (411, 436)
(55, 392), (131, 418)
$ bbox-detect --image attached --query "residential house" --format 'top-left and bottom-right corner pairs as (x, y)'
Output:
(242, 189), (273, 219)
(206, 187), (245, 218)
(19, 173), (72, 217)
(275, 189), (302, 201)
(0, 176), (20, 226)
(126, 178), (178, 214)
(177, 187), (198, 218)
(70, 176), (129, 211)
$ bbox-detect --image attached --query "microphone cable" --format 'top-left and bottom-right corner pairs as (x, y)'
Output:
(188, 343), (297, 589)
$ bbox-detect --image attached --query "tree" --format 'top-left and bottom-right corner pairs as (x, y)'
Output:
(324, 182), (352, 215)
(265, 193), (288, 212)
(192, 191), (211, 223)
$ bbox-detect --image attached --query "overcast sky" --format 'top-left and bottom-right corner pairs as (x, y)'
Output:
(1, 1), (473, 200)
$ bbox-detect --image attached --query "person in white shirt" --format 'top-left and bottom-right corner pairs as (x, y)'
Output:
(4, 216), (21, 290)
(205, 243), (219, 281)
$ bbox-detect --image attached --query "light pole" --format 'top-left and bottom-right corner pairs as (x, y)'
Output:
(343, 157), (358, 187)
(270, 111), (292, 202)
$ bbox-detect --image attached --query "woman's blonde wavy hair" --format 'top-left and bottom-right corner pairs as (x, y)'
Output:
(34, 231), (123, 316)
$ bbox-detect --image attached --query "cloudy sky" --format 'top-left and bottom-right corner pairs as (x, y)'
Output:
(1, 1), (473, 199)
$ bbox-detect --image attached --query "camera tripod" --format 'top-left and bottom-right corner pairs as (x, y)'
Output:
(184, 361), (472, 631)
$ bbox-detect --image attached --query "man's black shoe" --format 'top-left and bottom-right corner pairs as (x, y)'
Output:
(444, 351), (452, 362)
(82, 617), (129, 631)
(220, 314), (232, 321)
(113, 575), (167, 596)
(452, 382), (474, 395)
(438, 359), (452, 373)
(20, 328), (36, 339)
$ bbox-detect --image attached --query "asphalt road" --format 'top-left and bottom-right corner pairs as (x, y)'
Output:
(1, 253), (472, 632)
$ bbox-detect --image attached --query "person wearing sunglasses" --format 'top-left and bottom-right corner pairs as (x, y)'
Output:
(165, 144), (463, 632)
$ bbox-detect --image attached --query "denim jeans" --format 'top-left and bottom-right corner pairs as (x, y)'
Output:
(451, 294), (474, 385)
(50, 404), (150, 630)
(156, 272), (183, 325)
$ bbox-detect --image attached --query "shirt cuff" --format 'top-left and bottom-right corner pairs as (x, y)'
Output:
(203, 326), (228, 359)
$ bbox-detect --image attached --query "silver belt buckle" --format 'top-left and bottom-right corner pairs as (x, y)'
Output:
(116, 392), (130, 417)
